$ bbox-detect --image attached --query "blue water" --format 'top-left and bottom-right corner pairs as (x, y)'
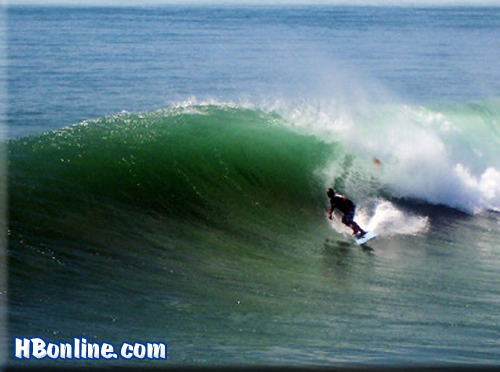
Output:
(6, 4), (500, 367)
(8, 6), (500, 137)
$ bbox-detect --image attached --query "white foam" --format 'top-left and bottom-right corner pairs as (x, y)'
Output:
(360, 201), (429, 237)
(276, 98), (500, 214)
(454, 165), (500, 213)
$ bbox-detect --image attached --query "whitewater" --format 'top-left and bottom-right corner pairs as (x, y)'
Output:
(5, 4), (500, 368)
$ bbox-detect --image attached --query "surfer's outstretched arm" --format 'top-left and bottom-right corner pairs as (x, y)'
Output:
(328, 204), (335, 220)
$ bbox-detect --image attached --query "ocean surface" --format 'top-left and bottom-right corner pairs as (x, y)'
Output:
(5, 4), (500, 367)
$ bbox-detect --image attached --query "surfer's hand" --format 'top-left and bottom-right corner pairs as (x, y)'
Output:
(328, 213), (332, 220)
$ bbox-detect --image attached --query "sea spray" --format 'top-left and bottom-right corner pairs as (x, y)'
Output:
(271, 99), (500, 214)
(363, 201), (429, 237)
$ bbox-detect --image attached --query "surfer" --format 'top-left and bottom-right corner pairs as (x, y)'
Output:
(326, 188), (366, 238)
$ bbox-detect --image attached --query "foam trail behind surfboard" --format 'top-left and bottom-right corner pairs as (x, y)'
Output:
(362, 201), (429, 237)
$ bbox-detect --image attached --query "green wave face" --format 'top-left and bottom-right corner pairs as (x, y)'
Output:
(8, 106), (338, 248)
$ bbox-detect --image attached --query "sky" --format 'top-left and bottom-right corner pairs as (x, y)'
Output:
(8, 0), (500, 6)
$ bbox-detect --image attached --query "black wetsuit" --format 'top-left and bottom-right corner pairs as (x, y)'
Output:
(330, 195), (356, 224)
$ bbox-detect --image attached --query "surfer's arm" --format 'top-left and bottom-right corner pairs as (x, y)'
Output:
(328, 203), (335, 220)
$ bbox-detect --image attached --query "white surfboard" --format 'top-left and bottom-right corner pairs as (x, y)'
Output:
(354, 231), (377, 245)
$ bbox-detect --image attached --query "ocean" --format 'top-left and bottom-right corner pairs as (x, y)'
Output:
(5, 4), (500, 367)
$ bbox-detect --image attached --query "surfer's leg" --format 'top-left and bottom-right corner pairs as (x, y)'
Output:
(343, 213), (365, 236)
(352, 222), (366, 237)
(342, 213), (363, 236)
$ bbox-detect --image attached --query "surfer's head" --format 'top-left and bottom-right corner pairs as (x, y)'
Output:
(326, 188), (335, 198)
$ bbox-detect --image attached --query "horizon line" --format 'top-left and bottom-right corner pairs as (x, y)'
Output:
(7, 0), (500, 8)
